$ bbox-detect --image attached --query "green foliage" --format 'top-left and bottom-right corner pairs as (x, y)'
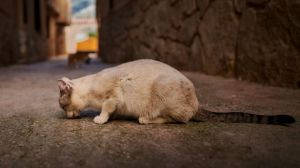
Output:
(88, 31), (98, 38)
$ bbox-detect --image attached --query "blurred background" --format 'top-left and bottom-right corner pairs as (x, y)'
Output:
(67, 0), (98, 55)
(0, 0), (98, 64)
(0, 0), (299, 88)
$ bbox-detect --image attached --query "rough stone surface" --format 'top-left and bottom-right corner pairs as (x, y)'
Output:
(0, 59), (299, 167)
(0, 13), (19, 66)
(0, 15), (48, 66)
(99, 0), (300, 88)
(236, 0), (300, 87)
(0, 0), (68, 66)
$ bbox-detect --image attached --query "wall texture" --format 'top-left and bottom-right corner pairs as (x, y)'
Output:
(0, 0), (21, 65)
(99, 0), (300, 88)
(0, 0), (49, 66)
(0, 0), (71, 66)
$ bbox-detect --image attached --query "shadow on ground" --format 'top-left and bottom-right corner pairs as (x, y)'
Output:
(0, 58), (299, 168)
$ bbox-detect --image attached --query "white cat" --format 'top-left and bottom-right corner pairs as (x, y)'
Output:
(58, 59), (295, 125)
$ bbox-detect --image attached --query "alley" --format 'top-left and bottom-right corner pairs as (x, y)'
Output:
(0, 59), (299, 168)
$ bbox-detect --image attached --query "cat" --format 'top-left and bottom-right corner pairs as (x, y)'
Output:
(58, 59), (295, 125)
(68, 52), (91, 68)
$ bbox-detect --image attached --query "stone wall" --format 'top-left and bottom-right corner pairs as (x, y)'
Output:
(0, 0), (71, 66)
(0, 0), (49, 66)
(0, 0), (20, 65)
(0, 11), (20, 65)
(99, 0), (300, 88)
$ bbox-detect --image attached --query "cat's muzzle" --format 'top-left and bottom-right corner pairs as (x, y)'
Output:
(66, 111), (81, 119)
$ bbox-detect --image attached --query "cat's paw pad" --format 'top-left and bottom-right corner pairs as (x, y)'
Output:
(93, 116), (107, 124)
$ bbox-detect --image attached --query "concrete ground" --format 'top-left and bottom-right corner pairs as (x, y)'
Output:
(0, 58), (299, 168)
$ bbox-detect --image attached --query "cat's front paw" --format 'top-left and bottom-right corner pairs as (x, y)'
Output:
(93, 116), (108, 124)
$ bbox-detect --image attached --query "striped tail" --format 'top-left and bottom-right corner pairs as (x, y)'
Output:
(192, 108), (295, 125)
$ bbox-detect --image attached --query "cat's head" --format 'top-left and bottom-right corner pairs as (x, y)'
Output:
(57, 77), (80, 119)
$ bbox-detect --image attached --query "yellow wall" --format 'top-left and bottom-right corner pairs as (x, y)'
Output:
(76, 37), (98, 52)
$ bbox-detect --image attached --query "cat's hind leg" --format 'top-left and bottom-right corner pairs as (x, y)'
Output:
(168, 106), (195, 123)
(94, 99), (118, 124)
(138, 116), (174, 124)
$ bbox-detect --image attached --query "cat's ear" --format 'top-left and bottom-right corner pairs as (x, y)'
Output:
(58, 77), (74, 94)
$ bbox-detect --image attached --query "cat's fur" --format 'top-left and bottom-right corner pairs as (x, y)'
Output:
(68, 52), (91, 68)
(58, 59), (295, 125)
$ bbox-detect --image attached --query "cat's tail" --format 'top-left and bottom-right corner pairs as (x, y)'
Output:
(192, 108), (295, 125)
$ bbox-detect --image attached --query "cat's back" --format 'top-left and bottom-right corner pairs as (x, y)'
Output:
(114, 59), (184, 79)
(87, 59), (191, 88)
(111, 59), (195, 98)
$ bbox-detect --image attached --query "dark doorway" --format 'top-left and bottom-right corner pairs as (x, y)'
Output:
(23, 0), (28, 24)
(109, 0), (114, 10)
(34, 0), (41, 32)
